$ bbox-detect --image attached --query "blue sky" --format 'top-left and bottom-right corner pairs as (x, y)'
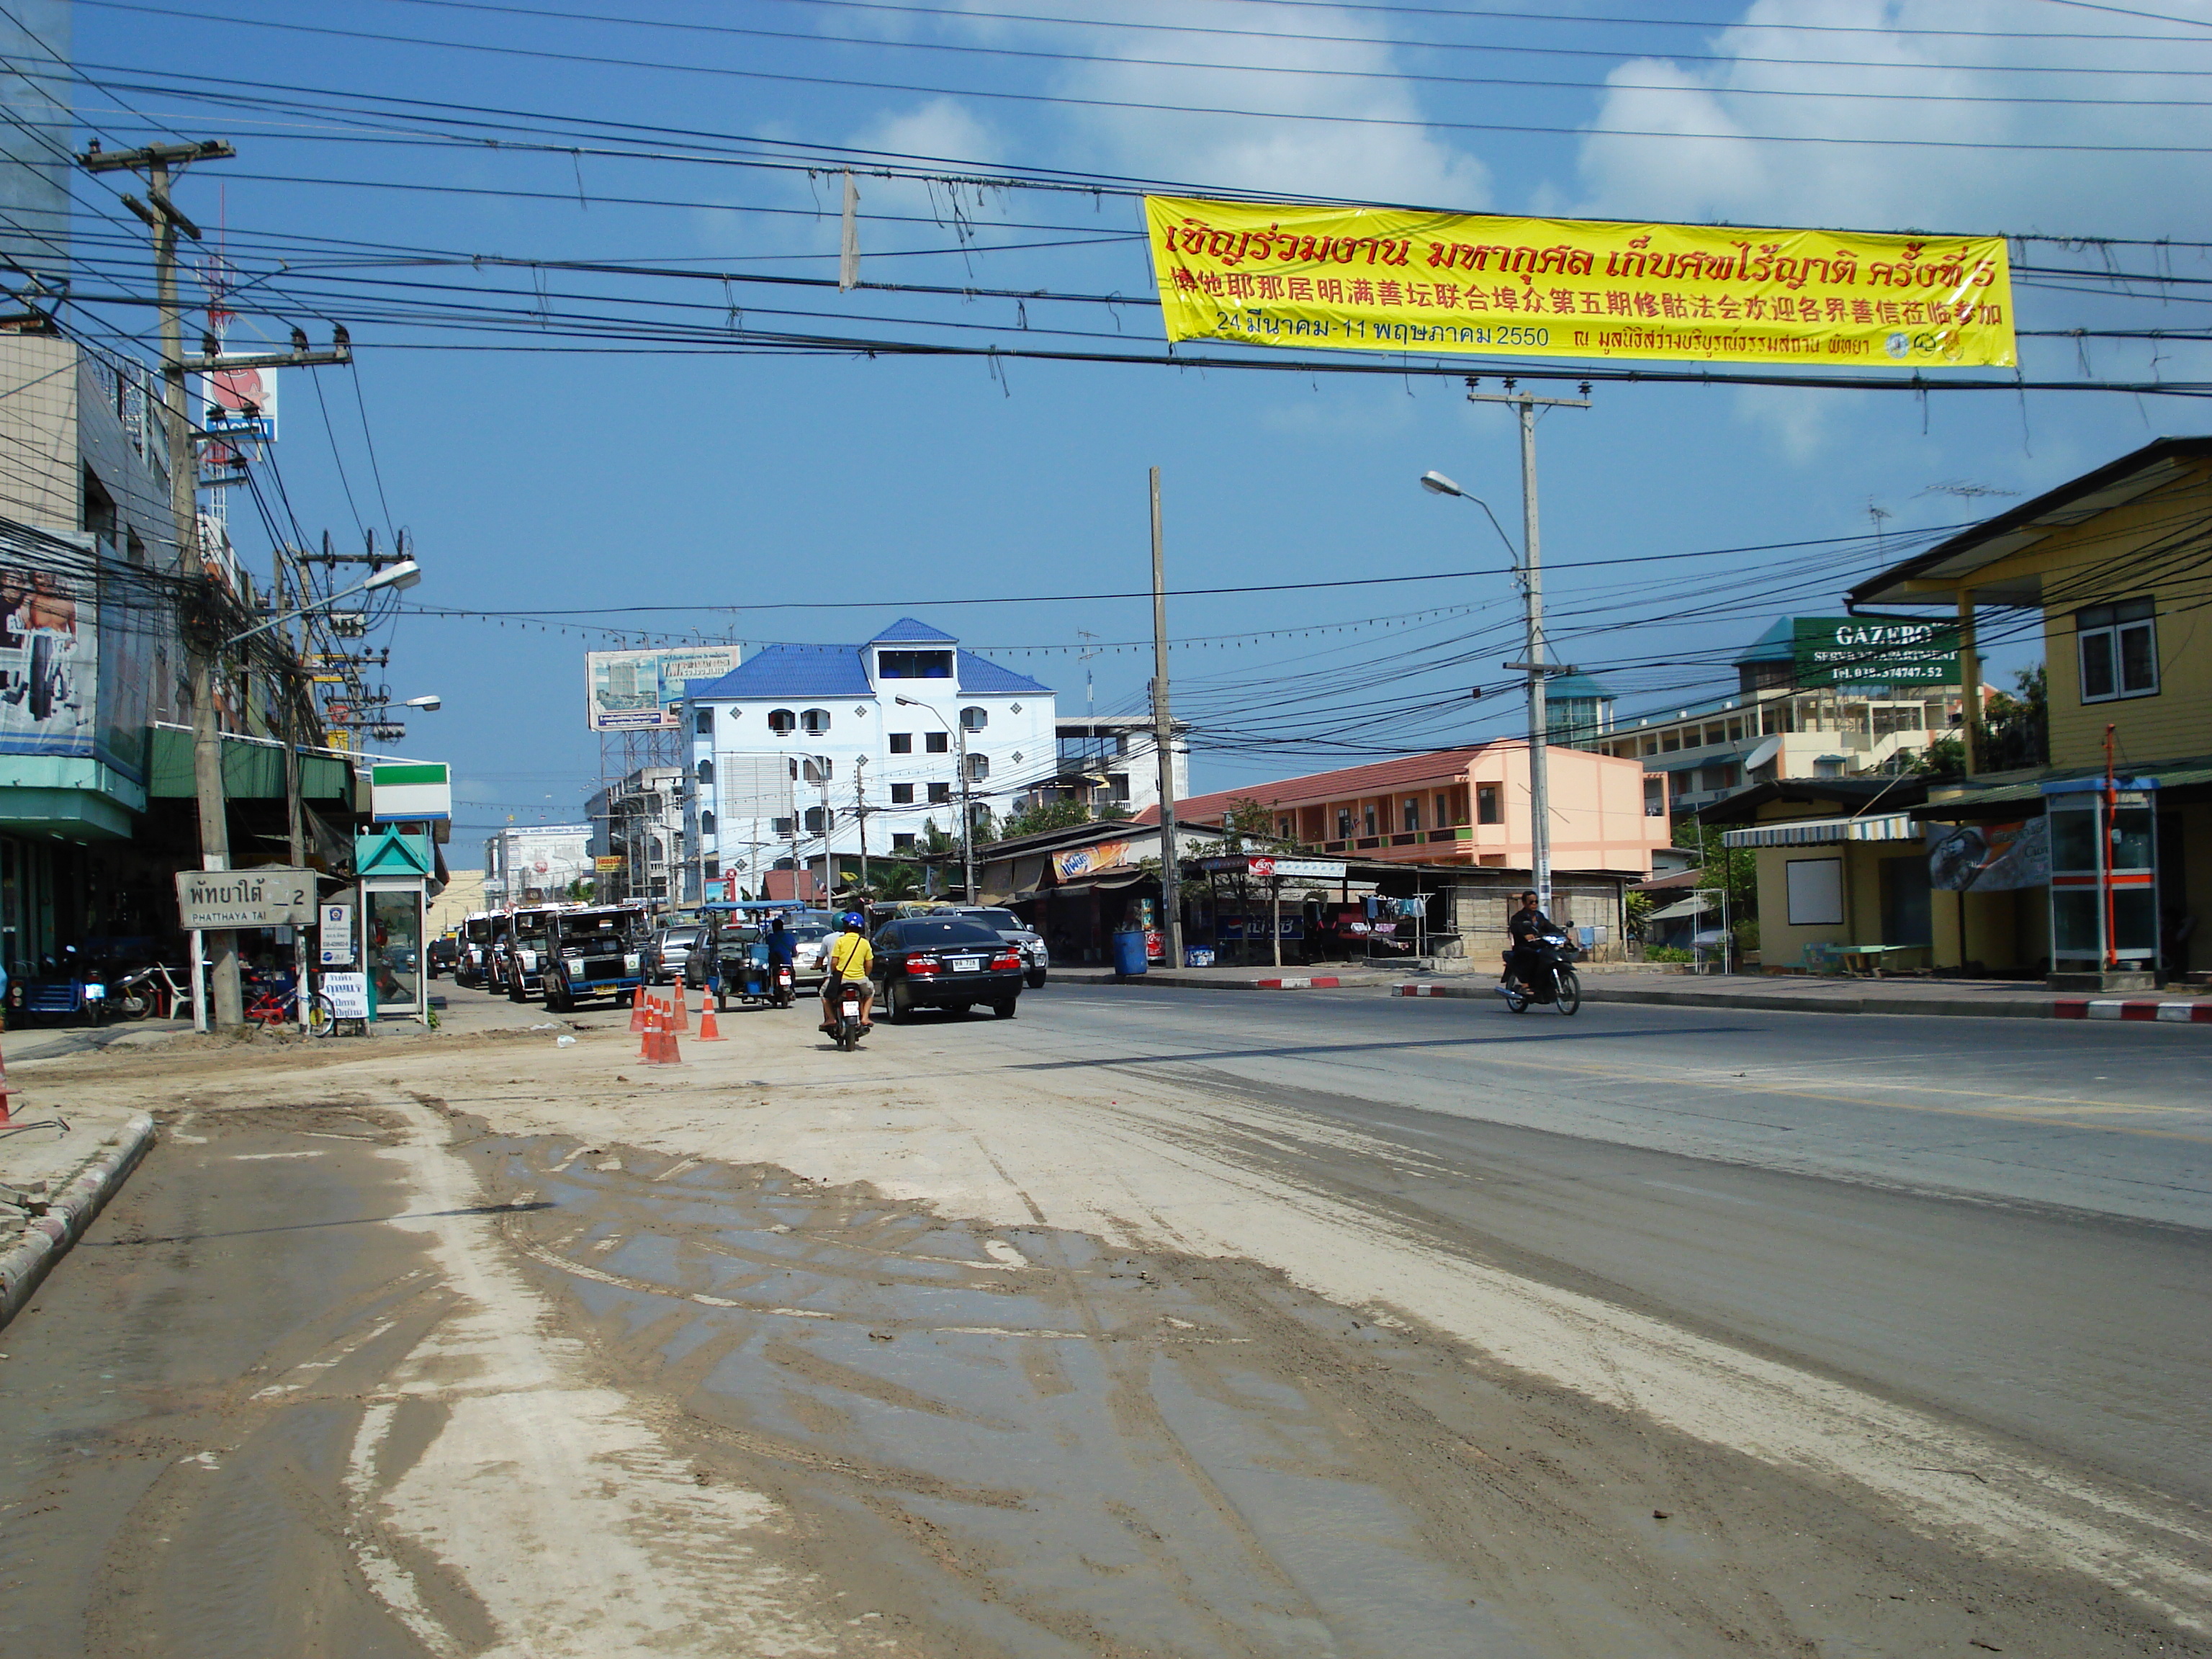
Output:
(50, 0), (2212, 840)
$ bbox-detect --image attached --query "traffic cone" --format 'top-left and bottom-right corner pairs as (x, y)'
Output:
(0, 1043), (12, 1127)
(638, 1007), (660, 1063)
(660, 1020), (683, 1064)
(629, 988), (649, 1033)
(669, 986), (690, 1033)
(696, 1000), (724, 1042)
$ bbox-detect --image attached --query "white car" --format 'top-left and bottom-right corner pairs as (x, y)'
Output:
(956, 907), (1050, 989)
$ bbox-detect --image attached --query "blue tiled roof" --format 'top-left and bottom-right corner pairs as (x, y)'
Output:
(688, 644), (872, 699)
(956, 649), (1051, 695)
(868, 617), (958, 644)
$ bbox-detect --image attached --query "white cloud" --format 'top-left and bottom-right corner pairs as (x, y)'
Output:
(1574, 0), (2212, 239)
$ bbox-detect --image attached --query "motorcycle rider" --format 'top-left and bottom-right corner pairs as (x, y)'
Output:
(819, 912), (876, 1033)
(1502, 890), (1566, 992)
(765, 914), (797, 992)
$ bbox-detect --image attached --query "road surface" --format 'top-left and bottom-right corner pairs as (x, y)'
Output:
(1, 984), (2204, 1658)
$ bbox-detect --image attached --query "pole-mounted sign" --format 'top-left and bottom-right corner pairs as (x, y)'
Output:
(175, 867), (318, 930)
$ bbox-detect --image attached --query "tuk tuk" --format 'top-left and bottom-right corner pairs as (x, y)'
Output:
(701, 899), (809, 1011)
(541, 904), (651, 1011)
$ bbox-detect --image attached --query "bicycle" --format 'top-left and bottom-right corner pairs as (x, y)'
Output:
(244, 974), (338, 1037)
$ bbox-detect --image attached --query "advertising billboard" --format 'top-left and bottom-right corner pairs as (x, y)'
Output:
(585, 646), (740, 732)
(0, 556), (96, 757)
(1146, 197), (2015, 368)
(1789, 617), (1960, 688)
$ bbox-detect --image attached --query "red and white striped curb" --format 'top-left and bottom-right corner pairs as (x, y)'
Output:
(1254, 976), (1340, 989)
(1397, 984), (1449, 997)
(2054, 998), (2212, 1023)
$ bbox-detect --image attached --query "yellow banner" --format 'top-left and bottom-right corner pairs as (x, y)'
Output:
(1146, 197), (2015, 369)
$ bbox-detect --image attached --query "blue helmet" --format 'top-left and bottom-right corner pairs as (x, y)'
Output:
(842, 911), (866, 931)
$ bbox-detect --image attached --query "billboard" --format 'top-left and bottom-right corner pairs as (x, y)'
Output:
(1928, 818), (2048, 893)
(585, 646), (740, 732)
(0, 557), (95, 757)
(1146, 197), (2015, 368)
(493, 825), (593, 902)
(1790, 617), (1960, 688)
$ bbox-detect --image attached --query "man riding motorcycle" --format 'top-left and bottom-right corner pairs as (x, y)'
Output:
(819, 912), (876, 1034)
(1502, 890), (1567, 992)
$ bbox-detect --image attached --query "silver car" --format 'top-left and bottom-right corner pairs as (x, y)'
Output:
(648, 924), (703, 985)
(956, 907), (1049, 989)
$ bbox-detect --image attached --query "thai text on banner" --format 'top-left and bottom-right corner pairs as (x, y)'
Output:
(1145, 197), (2015, 369)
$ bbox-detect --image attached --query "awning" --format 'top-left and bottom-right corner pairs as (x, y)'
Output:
(1647, 893), (1716, 921)
(1720, 812), (1920, 848)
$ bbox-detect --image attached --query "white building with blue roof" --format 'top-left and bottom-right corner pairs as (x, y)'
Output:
(682, 619), (1056, 897)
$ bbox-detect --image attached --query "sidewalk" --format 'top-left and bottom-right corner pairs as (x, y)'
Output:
(1061, 963), (2212, 1022)
(1, 1098), (156, 1328)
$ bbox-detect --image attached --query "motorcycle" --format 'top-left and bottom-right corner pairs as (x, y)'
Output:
(771, 962), (794, 1009)
(832, 980), (866, 1051)
(1498, 932), (1582, 1016)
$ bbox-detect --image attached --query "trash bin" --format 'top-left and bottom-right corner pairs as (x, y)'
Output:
(1112, 930), (1149, 978)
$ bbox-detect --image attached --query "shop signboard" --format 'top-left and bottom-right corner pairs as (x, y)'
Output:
(323, 971), (369, 1020)
(319, 903), (356, 965)
(176, 866), (318, 929)
(1148, 197), (2016, 368)
(1790, 616), (1959, 688)
(1053, 840), (1130, 880)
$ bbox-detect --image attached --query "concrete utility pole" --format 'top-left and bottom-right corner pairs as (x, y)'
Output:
(854, 757), (869, 894)
(1465, 382), (1588, 916)
(1149, 467), (1184, 970)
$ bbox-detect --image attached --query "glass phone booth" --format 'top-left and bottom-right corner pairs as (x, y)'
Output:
(2046, 778), (2158, 983)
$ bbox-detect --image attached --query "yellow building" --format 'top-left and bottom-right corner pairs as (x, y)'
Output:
(1847, 437), (2212, 988)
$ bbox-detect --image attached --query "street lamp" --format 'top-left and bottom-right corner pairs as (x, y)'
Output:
(894, 696), (972, 902)
(227, 557), (421, 647)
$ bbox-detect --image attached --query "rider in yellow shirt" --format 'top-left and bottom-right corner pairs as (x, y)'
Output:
(821, 913), (876, 1032)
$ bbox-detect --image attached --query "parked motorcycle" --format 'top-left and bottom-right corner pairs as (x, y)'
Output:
(1498, 932), (1582, 1016)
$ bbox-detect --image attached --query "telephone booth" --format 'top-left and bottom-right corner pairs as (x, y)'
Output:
(2045, 777), (2159, 989)
(355, 827), (434, 1020)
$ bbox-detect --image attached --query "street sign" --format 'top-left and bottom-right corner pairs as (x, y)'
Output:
(319, 903), (356, 966)
(175, 867), (318, 930)
(323, 971), (369, 1020)
(1269, 858), (1347, 879)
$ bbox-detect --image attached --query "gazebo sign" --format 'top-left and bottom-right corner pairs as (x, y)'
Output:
(175, 866), (318, 929)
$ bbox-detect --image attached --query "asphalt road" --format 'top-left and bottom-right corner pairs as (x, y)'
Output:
(1020, 985), (2212, 1506)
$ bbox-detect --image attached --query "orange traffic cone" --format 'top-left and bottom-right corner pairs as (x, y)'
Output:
(629, 987), (649, 1033)
(669, 986), (690, 1033)
(638, 1007), (660, 1062)
(656, 1014), (683, 1066)
(696, 1000), (724, 1042)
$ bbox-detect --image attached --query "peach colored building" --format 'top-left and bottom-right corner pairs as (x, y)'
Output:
(1170, 742), (1670, 877)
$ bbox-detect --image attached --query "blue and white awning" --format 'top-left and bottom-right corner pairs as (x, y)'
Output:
(1720, 812), (1919, 848)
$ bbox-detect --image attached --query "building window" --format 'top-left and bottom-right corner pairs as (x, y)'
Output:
(1640, 734), (1658, 757)
(1699, 762), (1739, 792)
(1434, 791), (1451, 826)
(889, 732), (913, 754)
(1476, 783), (1502, 824)
(2078, 598), (2157, 702)
(927, 782), (951, 804)
(1402, 798), (1421, 832)
(804, 806), (829, 834)
(1726, 717), (1743, 740)
(773, 816), (794, 837)
(696, 758), (714, 783)
(960, 706), (987, 731)
(800, 707), (831, 733)
(699, 810), (716, 835)
(964, 754), (989, 782)
(925, 731), (950, 754)
(695, 708), (714, 734)
(877, 649), (953, 679)
(1660, 730), (1681, 752)
(1336, 807), (1353, 839)
(1278, 817), (1292, 838)
(892, 832), (916, 850)
(1107, 773), (1129, 801)
(768, 709), (796, 734)
(1362, 804), (1377, 836)
(890, 783), (914, 804)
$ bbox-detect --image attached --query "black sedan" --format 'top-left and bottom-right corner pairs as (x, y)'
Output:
(871, 916), (1025, 1021)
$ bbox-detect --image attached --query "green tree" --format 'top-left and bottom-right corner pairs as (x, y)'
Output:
(565, 876), (595, 902)
(872, 863), (922, 901)
(1982, 663), (2048, 771)
(1911, 733), (1967, 778)
(1674, 819), (1756, 927)
(998, 799), (1094, 840)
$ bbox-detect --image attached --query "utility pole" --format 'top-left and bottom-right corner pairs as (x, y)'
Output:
(1149, 467), (1183, 971)
(1466, 382), (1588, 916)
(854, 757), (870, 894)
(79, 138), (351, 1028)
(956, 721), (974, 903)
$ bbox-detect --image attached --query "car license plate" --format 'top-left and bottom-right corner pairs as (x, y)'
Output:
(950, 958), (981, 972)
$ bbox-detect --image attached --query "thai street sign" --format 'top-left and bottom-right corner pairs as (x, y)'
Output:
(175, 866), (318, 929)
(1147, 197), (2015, 368)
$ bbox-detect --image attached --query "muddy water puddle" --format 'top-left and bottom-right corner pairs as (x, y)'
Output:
(479, 1132), (1547, 1656)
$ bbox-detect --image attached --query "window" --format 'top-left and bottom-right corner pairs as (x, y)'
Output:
(804, 806), (830, 834)
(1476, 783), (1502, 824)
(1402, 798), (1421, 832)
(965, 754), (990, 782)
(801, 757), (832, 783)
(2077, 598), (2157, 701)
(1362, 804), (1377, 836)
(773, 816), (794, 837)
(1699, 762), (1739, 792)
(1640, 735), (1658, 757)
(960, 706), (988, 731)
(889, 732), (913, 754)
(695, 709), (714, 734)
(699, 810), (716, 835)
(876, 649), (953, 679)
(1336, 808), (1353, 840)
(892, 832), (916, 850)
(1279, 817), (1293, 838)
(927, 782), (951, 804)
(1704, 723), (1725, 746)
(925, 731), (950, 754)
(1107, 773), (1129, 801)
(800, 708), (831, 734)
(1660, 730), (1681, 753)
(768, 709), (796, 734)
(1726, 718), (1743, 740)
(696, 759), (714, 783)
(890, 783), (914, 804)
(1786, 858), (1844, 926)
(1434, 791), (1451, 826)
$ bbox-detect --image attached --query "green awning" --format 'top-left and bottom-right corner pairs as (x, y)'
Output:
(148, 727), (354, 803)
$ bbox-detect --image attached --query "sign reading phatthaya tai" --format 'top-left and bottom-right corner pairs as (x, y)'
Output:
(175, 867), (318, 930)
(1146, 197), (2015, 368)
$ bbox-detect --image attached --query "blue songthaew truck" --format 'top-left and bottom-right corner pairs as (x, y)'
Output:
(539, 904), (651, 1012)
